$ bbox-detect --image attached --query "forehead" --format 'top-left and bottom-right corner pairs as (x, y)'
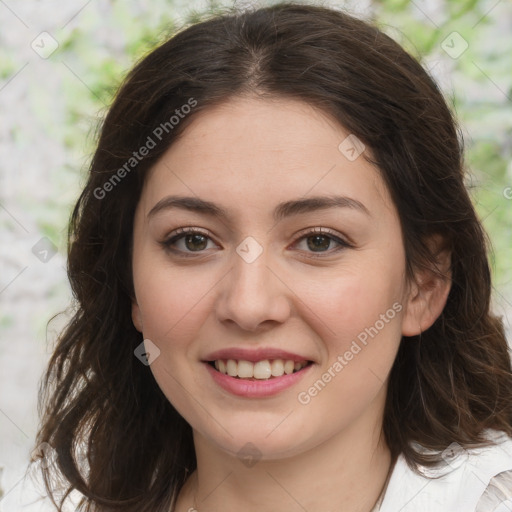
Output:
(139, 95), (395, 219)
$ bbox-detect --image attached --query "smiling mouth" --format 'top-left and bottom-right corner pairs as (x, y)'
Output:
(207, 359), (313, 380)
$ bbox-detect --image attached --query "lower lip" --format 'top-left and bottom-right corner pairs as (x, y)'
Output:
(204, 362), (313, 398)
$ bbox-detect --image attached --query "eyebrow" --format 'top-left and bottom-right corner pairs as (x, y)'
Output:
(147, 194), (371, 222)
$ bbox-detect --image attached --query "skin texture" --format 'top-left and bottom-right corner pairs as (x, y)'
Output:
(131, 96), (451, 512)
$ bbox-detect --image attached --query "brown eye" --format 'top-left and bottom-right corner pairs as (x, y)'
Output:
(183, 233), (208, 251)
(293, 228), (352, 256)
(161, 228), (217, 256)
(306, 234), (333, 252)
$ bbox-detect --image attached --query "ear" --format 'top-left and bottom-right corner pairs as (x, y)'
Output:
(402, 235), (452, 336)
(131, 301), (143, 332)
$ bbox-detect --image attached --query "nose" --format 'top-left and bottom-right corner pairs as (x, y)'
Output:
(215, 244), (292, 333)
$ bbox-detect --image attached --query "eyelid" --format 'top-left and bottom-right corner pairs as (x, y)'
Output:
(293, 226), (350, 243)
(165, 226), (213, 240)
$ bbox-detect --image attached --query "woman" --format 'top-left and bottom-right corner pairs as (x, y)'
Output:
(33, 3), (512, 511)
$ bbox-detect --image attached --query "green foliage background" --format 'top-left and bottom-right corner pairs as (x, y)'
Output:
(375, 0), (512, 307)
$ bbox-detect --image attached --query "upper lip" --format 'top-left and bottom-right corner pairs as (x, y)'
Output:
(203, 347), (314, 363)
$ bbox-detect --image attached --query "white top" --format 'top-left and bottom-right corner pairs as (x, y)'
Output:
(371, 429), (512, 512)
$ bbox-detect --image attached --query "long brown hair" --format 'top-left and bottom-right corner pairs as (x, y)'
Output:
(33, 3), (512, 511)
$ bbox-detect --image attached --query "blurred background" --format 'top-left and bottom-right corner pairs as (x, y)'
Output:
(0, 0), (511, 509)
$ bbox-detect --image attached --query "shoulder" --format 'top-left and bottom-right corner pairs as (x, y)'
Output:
(475, 469), (512, 512)
(379, 429), (512, 512)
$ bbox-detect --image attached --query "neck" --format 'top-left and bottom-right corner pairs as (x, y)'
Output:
(175, 395), (393, 512)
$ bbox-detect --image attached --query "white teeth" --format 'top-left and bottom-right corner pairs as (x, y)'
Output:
(271, 359), (284, 377)
(226, 359), (238, 377)
(213, 358), (308, 379)
(254, 360), (272, 379)
(237, 360), (254, 378)
(284, 360), (294, 375)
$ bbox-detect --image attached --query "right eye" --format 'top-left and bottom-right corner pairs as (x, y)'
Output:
(160, 227), (219, 256)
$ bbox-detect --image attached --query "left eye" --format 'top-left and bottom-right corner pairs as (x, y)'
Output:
(292, 229), (350, 255)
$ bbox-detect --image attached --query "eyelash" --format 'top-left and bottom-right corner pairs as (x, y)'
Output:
(160, 227), (352, 259)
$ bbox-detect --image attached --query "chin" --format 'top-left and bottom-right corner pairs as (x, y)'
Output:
(197, 421), (319, 463)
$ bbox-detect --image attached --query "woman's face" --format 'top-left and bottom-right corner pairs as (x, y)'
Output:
(131, 96), (414, 460)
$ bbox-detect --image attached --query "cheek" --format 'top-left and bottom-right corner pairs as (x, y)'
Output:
(132, 262), (217, 416)
(299, 264), (403, 336)
(293, 273), (404, 428)
(290, 255), (405, 380)
(134, 261), (217, 343)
